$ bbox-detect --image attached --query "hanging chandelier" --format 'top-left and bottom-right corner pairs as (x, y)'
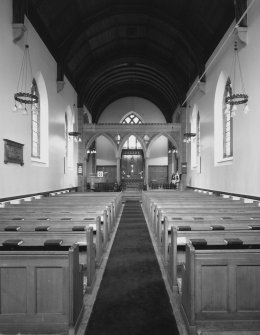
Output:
(225, 39), (249, 115)
(13, 44), (38, 114)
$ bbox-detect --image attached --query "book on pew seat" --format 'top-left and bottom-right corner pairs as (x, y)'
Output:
(211, 225), (225, 230)
(84, 218), (95, 220)
(60, 218), (72, 221)
(2, 239), (23, 246)
(12, 217), (24, 221)
(178, 226), (191, 231)
(224, 238), (243, 245)
(35, 226), (50, 231)
(44, 239), (63, 246)
(37, 217), (50, 221)
(4, 226), (21, 231)
(221, 217), (232, 220)
(72, 226), (86, 231)
(248, 225), (260, 230)
(190, 239), (207, 246)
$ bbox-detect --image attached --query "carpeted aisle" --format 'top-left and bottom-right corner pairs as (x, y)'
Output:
(85, 200), (180, 335)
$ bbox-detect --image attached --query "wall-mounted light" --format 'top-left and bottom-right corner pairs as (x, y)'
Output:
(183, 132), (196, 143)
(69, 131), (82, 143)
(168, 148), (178, 154)
(86, 148), (96, 154)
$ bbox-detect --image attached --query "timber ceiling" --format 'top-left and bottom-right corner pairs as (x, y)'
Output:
(19, 0), (245, 122)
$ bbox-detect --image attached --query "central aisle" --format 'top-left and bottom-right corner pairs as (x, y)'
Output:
(85, 200), (179, 335)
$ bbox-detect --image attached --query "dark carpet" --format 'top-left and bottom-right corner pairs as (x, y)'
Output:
(85, 200), (180, 335)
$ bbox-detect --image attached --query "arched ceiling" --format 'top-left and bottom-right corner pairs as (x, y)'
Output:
(24, 0), (239, 122)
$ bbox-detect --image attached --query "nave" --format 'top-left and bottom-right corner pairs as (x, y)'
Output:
(1, 189), (260, 335)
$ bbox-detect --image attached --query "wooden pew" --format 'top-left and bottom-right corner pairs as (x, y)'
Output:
(152, 208), (260, 238)
(166, 226), (260, 291)
(0, 210), (110, 251)
(180, 243), (260, 334)
(0, 243), (84, 335)
(156, 216), (260, 252)
(0, 226), (98, 289)
(3, 203), (116, 234)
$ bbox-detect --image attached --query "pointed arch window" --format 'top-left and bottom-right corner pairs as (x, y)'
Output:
(223, 78), (233, 158)
(31, 79), (40, 158)
(65, 113), (68, 158)
(122, 113), (142, 124)
(121, 113), (142, 149)
(196, 112), (201, 167)
(123, 135), (142, 149)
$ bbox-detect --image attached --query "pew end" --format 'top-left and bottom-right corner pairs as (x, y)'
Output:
(181, 243), (260, 335)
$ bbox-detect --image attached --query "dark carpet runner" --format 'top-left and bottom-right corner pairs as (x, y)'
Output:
(85, 200), (179, 335)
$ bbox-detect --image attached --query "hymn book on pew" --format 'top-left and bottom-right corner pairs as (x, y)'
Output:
(4, 226), (21, 231)
(44, 239), (63, 246)
(2, 239), (23, 246)
(35, 226), (50, 231)
(224, 238), (243, 245)
(248, 225), (260, 230)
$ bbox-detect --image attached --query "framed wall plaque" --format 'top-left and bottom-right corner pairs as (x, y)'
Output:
(4, 139), (24, 166)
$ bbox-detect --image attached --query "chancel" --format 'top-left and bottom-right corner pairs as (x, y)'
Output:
(1, 0), (260, 334)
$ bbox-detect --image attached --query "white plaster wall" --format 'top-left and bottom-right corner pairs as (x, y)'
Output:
(148, 136), (168, 165)
(0, 1), (78, 198)
(185, 1), (260, 197)
(98, 97), (166, 123)
(96, 135), (117, 165)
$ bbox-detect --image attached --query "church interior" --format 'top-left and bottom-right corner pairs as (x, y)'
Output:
(1, 0), (260, 334)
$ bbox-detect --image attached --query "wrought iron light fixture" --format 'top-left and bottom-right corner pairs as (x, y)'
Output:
(183, 132), (196, 143)
(225, 39), (249, 116)
(68, 131), (82, 143)
(13, 44), (38, 114)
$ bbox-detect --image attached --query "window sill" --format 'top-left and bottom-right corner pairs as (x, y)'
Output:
(216, 156), (233, 165)
(31, 157), (47, 166)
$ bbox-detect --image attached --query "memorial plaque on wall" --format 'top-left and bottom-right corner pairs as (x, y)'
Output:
(3, 139), (24, 166)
